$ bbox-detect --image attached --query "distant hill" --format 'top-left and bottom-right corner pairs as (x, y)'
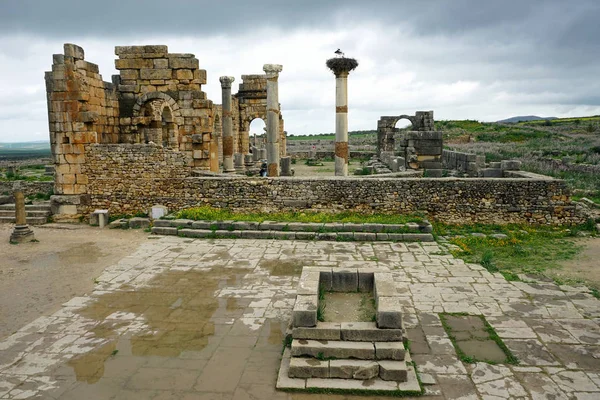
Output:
(0, 141), (50, 150)
(497, 116), (557, 123)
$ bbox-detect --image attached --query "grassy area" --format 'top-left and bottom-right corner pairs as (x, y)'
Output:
(287, 130), (376, 141)
(176, 205), (425, 224)
(435, 222), (595, 286)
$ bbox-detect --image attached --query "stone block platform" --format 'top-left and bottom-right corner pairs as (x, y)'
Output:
(279, 265), (422, 394)
(151, 218), (434, 242)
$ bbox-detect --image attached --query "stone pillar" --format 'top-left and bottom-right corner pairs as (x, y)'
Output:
(263, 64), (283, 177)
(259, 148), (267, 160)
(234, 153), (244, 171)
(280, 156), (292, 176)
(244, 154), (254, 168)
(326, 57), (359, 176)
(10, 190), (35, 243)
(219, 76), (235, 173)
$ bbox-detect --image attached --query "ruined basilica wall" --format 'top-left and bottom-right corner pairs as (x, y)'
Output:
(114, 45), (215, 170)
(79, 167), (583, 224)
(45, 44), (120, 195)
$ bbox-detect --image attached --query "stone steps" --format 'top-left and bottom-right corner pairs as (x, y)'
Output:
(289, 357), (410, 381)
(277, 348), (422, 393)
(293, 322), (403, 342)
(151, 225), (434, 242)
(0, 203), (51, 225)
(155, 218), (433, 233)
(291, 339), (406, 361)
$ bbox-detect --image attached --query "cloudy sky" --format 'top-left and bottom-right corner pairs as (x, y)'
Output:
(1, 0), (599, 142)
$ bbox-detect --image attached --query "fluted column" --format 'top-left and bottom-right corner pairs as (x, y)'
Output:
(263, 64), (283, 177)
(219, 76), (235, 173)
(326, 57), (358, 176)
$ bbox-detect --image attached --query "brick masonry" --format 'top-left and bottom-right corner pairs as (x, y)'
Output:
(77, 144), (584, 225)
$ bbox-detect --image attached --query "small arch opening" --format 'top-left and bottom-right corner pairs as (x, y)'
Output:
(249, 118), (266, 148)
(394, 118), (413, 130)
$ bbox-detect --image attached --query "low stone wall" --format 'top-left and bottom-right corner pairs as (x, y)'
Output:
(0, 181), (54, 197)
(83, 175), (584, 225)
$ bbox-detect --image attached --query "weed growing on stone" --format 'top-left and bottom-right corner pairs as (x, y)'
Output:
(590, 288), (600, 299)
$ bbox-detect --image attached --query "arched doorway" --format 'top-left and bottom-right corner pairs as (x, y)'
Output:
(249, 118), (266, 149)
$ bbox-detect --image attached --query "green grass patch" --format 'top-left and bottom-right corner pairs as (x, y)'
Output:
(435, 223), (587, 277)
(176, 205), (424, 225)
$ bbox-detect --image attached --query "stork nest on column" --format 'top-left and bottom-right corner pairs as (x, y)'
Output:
(326, 57), (359, 76)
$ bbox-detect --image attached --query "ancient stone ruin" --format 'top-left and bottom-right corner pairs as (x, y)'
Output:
(45, 43), (286, 199)
(377, 111), (443, 174)
(277, 267), (421, 393)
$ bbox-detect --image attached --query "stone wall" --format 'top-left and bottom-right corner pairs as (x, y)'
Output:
(79, 153), (584, 223)
(442, 150), (485, 175)
(0, 181), (54, 197)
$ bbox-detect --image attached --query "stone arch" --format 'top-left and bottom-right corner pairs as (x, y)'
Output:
(132, 92), (181, 149)
(247, 117), (267, 148)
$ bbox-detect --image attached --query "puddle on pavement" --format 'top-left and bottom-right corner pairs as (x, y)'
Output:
(68, 341), (116, 384)
(259, 259), (303, 276)
(322, 292), (376, 323)
(70, 267), (248, 382)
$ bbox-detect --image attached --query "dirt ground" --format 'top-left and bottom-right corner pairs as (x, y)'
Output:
(0, 223), (148, 340)
(556, 236), (600, 289)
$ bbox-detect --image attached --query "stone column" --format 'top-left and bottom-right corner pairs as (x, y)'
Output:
(326, 57), (359, 176)
(219, 76), (235, 173)
(263, 64), (283, 177)
(10, 189), (35, 243)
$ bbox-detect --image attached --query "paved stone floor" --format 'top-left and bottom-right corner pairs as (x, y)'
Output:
(0, 237), (599, 399)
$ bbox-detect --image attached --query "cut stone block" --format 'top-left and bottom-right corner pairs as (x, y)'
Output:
(329, 360), (379, 380)
(271, 231), (295, 240)
(129, 217), (150, 229)
(376, 297), (404, 329)
(374, 273), (396, 299)
(153, 219), (171, 227)
(289, 357), (329, 379)
(358, 269), (376, 293)
(295, 231), (316, 240)
(178, 229), (212, 238)
(336, 232), (354, 241)
(354, 232), (377, 241)
(341, 322), (403, 342)
(331, 268), (358, 292)
(276, 349), (306, 390)
(306, 377), (398, 391)
(375, 342), (406, 361)
(191, 220), (213, 229)
(292, 295), (318, 327)
(150, 204), (168, 219)
(293, 322), (341, 340)
(169, 219), (193, 228)
(297, 270), (320, 295)
(403, 233), (434, 242)
(214, 229), (240, 238)
(316, 268), (332, 291)
(341, 222), (363, 232)
(151, 226), (178, 236)
(378, 360), (408, 381)
(398, 365), (421, 392)
(362, 223), (384, 233)
(316, 232), (337, 241)
(291, 339), (375, 360)
(232, 221), (259, 230)
(376, 233), (389, 241)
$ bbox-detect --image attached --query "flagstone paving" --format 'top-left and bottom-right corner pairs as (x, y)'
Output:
(0, 236), (599, 399)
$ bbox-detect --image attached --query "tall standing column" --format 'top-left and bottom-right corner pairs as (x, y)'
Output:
(219, 76), (235, 173)
(326, 57), (358, 176)
(263, 64), (283, 177)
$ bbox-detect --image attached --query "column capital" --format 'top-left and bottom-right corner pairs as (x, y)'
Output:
(219, 76), (235, 88)
(263, 64), (283, 76)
